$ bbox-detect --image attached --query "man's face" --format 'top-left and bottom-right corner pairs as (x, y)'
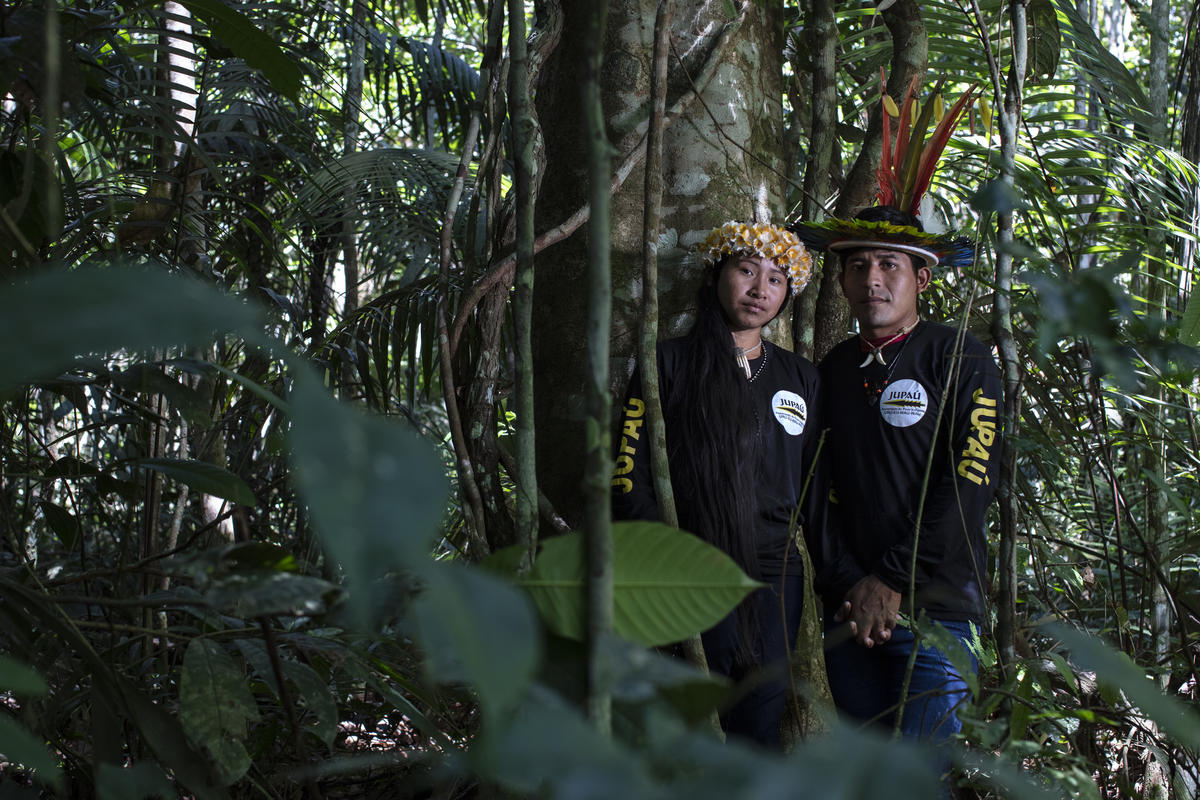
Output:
(838, 247), (931, 338)
(715, 255), (788, 334)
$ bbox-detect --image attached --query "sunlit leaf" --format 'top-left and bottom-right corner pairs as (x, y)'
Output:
(488, 521), (762, 647)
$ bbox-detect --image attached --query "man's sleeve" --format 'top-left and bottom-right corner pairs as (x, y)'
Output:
(610, 365), (662, 521)
(809, 372), (868, 600)
(872, 341), (1002, 592)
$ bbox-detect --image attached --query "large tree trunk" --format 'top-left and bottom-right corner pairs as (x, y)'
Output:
(532, 0), (787, 525)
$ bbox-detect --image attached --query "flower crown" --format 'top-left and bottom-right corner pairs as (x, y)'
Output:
(699, 221), (813, 296)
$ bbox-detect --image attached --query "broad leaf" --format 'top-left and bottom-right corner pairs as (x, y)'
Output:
(288, 368), (447, 627)
(411, 563), (540, 728)
(179, 0), (302, 99)
(0, 716), (62, 790)
(180, 639), (261, 786)
(141, 458), (257, 506)
(0, 655), (49, 695)
(97, 762), (174, 800)
(282, 661), (339, 748)
(491, 521), (762, 646)
(203, 572), (338, 617)
(1048, 623), (1200, 751)
(0, 265), (268, 391)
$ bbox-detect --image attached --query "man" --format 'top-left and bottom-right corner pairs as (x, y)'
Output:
(792, 204), (1001, 743)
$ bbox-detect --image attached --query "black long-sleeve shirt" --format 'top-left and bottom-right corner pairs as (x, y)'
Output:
(611, 338), (824, 575)
(816, 321), (1001, 623)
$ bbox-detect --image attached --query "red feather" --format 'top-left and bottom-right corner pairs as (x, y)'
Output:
(908, 85), (978, 215)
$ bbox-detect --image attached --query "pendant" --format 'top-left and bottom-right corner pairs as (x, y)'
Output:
(735, 347), (751, 379)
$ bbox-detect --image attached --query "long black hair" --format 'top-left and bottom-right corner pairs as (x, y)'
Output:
(663, 255), (789, 668)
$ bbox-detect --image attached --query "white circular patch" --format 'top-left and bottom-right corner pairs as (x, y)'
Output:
(879, 379), (928, 427)
(771, 390), (807, 436)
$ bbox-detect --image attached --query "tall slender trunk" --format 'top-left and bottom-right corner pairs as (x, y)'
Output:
(792, 0), (836, 362)
(975, 0), (1027, 676)
(510, 0), (539, 570)
(581, 0), (614, 735)
(812, 0), (926, 360)
(341, 0), (367, 317)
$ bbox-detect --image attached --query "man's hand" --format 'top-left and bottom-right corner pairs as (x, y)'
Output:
(834, 575), (901, 647)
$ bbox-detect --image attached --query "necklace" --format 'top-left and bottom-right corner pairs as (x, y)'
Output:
(733, 337), (764, 379)
(748, 341), (769, 382)
(858, 320), (919, 368)
(861, 326), (915, 405)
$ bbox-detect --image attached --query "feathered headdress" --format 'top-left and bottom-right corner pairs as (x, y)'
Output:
(699, 221), (813, 296)
(790, 71), (977, 270)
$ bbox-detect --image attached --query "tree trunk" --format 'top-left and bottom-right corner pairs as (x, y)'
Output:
(532, 0), (788, 525)
(811, 0), (927, 360)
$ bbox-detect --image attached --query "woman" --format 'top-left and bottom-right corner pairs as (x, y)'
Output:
(612, 221), (823, 748)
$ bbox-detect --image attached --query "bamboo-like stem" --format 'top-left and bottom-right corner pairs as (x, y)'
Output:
(509, 0), (538, 572)
(581, 0), (614, 736)
(340, 0), (368, 319)
(438, 108), (490, 558)
(991, 0), (1027, 676)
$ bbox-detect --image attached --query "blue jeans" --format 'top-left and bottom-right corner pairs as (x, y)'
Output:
(702, 573), (803, 749)
(824, 618), (977, 741)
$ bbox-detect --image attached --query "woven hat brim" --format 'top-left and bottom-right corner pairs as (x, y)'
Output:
(826, 239), (939, 268)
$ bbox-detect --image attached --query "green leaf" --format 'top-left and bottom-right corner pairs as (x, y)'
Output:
(288, 368), (448, 627)
(0, 655), (48, 694)
(140, 458), (256, 506)
(1025, 0), (1061, 82)
(1180, 287), (1200, 346)
(180, 639), (261, 786)
(1048, 623), (1200, 750)
(0, 715), (63, 789)
(492, 521), (762, 646)
(970, 179), (1026, 215)
(411, 563), (540, 727)
(178, 0), (302, 99)
(472, 684), (651, 795)
(282, 661), (338, 748)
(97, 762), (175, 800)
(203, 572), (338, 617)
(39, 500), (81, 549)
(0, 265), (268, 392)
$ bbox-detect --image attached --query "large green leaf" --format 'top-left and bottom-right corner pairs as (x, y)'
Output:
(1180, 288), (1200, 346)
(178, 0), (302, 99)
(0, 715), (62, 790)
(281, 661), (338, 748)
(140, 458), (257, 506)
(0, 655), (48, 695)
(180, 639), (261, 786)
(411, 563), (540, 728)
(203, 572), (339, 617)
(1048, 623), (1200, 751)
(288, 368), (448, 627)
(490, 521), (762, 647)
(0, 265), (268, 391)
(96, 762), (174, 800)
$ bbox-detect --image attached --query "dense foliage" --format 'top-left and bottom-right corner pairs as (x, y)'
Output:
(2, 0), (1200, 798)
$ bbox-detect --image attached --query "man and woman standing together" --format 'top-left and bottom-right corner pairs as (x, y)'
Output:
(610, 203), (1002, 758)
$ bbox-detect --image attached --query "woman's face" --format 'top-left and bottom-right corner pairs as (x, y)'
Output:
(715, 255), (788, 334)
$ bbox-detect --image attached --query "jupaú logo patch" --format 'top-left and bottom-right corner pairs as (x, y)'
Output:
(879, 379), (927, 427)
(771, 390), (807, 435)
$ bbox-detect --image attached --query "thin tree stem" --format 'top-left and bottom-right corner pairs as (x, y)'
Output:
(581, 0), (614, 735)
